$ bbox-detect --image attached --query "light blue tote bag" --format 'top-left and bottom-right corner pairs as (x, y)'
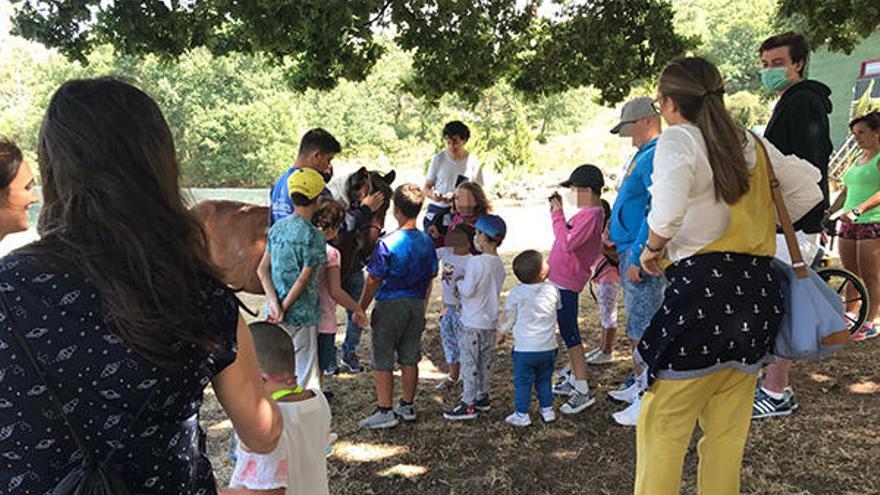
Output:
(756, 135), (848, 360)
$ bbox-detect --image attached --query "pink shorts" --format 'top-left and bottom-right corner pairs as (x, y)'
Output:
(838, 222), (880, 241)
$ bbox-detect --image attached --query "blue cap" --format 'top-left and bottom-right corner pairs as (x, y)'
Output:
(475, 214), (506, 242)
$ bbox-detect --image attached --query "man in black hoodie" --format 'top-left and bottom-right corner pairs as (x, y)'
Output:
(753, 31), (832, 420)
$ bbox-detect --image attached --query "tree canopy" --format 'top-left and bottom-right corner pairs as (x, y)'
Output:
(11, 0), (694, 103)
(778, 0), (880, 54)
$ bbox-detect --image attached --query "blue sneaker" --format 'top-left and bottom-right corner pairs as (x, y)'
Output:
(443, 402), (478, 421)
(341, 353), (364, 373)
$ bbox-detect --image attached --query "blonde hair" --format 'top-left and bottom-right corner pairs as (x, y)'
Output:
(659, 57), (750, 205)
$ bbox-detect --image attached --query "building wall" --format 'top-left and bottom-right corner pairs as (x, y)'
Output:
(808, 32), (880, 148)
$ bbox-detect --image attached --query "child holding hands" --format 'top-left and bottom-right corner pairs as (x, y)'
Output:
(312, 199), (369, 377)
(497, 250), (561, 426)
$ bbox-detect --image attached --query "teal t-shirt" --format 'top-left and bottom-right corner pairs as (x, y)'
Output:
(267, 214), (327, 326)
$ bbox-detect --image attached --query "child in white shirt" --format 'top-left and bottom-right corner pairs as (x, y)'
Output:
(434, 223), (476, 390)
(497, 250), (561, 426)
(227, 322), (331, 495)
(443, 215), (507, 421)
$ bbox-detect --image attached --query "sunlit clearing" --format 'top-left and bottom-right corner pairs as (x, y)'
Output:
(552, 449), (579, 460)
(810, 373), (832, 383)
(416, 356), (446, 380)
(333, 441), (408, 463)
(377, 464), (428, 479)
(848, 381), (879, 395)
(208, 419), (232, 431)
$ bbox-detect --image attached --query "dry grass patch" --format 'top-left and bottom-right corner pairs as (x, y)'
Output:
(202, 252), (879, 494)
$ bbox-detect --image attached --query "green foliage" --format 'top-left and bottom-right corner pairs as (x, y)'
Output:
(11, 0), (692, 104)
(725, 90), (772, 129)
(777, 0), (880, 54)
(515, 0), (696, 103)
(0, 27), (604, 187)
(674, 0), (778, 94)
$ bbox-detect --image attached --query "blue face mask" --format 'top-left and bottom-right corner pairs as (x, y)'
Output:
(760, 67), (791, 92)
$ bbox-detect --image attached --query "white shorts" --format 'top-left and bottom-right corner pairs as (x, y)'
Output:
(774, 232), (820, 267)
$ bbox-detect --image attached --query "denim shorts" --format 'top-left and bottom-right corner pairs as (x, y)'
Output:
(620, 249), (665, 340)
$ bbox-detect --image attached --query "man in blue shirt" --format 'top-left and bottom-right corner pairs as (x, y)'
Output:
(357, 184), (438, 429)
(269, 128), (341, 225)
(607, 97), (665, 425)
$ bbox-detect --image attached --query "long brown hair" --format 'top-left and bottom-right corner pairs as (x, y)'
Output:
(453, 181), (492, 216)
(659, 57), (750, 205)
(34, 78), (224, 368)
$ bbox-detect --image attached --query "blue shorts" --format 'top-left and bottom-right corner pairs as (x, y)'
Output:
(619, 249), (665, 340)
(556, 288), (582, 349)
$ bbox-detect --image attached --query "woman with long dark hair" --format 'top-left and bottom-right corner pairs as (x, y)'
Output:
(0, 78), (282, 494)
(634, 58), (822, 494)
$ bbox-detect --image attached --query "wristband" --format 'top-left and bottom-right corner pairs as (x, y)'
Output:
(851, 207), (862, 218)
(645, 242), (664, 254)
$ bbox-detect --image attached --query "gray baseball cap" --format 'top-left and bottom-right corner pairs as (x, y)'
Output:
(610, 96), (659, 137)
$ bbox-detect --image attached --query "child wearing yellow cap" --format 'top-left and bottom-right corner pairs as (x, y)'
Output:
(257, 167), (328, 391)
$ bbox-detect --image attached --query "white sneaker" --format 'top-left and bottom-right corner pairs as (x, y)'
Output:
(612, 397), (641, 426)
(584, 347), (602, 360)
(586, 351), (614, 364)
(540, 407), (556, 423)
(434, 377), (460, 391)
(608, 378), (640, 404)
(505, 412), (532, 427)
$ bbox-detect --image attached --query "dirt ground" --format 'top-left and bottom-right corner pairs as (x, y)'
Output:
(200, 253), (880, 495)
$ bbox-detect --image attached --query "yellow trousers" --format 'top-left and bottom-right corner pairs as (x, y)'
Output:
(635, 368), (758, 495)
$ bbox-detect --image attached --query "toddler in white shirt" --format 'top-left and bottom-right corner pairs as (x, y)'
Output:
(497, 250), (561, 427)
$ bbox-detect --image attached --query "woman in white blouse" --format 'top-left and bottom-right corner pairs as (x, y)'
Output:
(633, 57), (822, 495)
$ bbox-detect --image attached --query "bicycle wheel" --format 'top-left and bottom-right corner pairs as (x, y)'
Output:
(817, 267), (869, 333)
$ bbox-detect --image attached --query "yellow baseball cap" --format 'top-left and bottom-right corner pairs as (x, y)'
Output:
(287, 167), (325, 200)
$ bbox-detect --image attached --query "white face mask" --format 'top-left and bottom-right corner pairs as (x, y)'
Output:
(565, 188), (580, 207)
(473, 235), (485, 253)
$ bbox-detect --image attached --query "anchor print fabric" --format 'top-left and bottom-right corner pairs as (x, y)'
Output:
(0, 251), (239, 494)
(634, 252), (783, 386)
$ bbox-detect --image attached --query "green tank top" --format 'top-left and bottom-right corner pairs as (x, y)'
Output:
(843, 153), (880, 224)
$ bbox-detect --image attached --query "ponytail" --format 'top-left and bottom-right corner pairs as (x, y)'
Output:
(660, 58), (750, 205)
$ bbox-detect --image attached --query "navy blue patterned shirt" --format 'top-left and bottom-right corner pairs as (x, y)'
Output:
(0, 250), (239, 494)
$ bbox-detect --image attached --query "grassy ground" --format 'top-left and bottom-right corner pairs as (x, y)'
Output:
(200, 252), (879, 495)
